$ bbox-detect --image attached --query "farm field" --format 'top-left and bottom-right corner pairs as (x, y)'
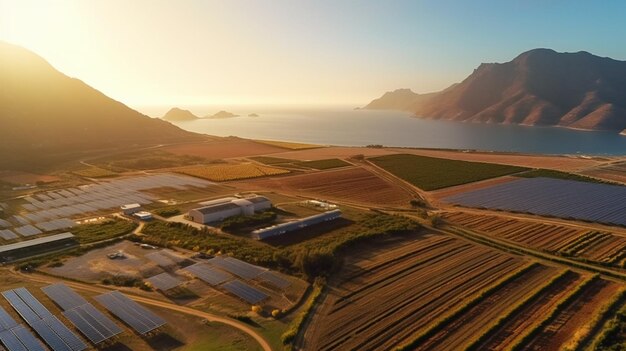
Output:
(369, 154), (528, 191)
(253, 139), (322, 150)
(176, 163), (289, 182)
(581, 161), (626, 184)
(250, 156), (350, 170)
(0, 170), (60, 185)
(442, 212), (626, 268)
(235, 167), (413, 206)
(303, 233), (531, 350)
(72, 166), (118, 178)
(443, 177), (626, 226)
(162, 139), (288, 159)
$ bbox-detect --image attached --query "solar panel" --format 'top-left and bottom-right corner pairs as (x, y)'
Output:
(183, 263), (232, 286)
(11, 217), (29, 226)
(95, 291), (165, 335)
(64, 304), (123, 344)
(0, 329), (28, 351)
(222, 280), (268, 304)
(41, 284), (88, 311)
(208, 257), (267, 280)
(13, 226), (42, 237)
(0, 219), (11, 228)
(146, 273), (183, 291)
(0, 307), (18, 331)
(22, 204), (38, 212)
(0, 230), (18, 241)
(43, 284), (121, 345)
(3, 288), (86, 351)
(145, 252), (176, 267)
(258, 272), (291, 290)
(444, 177), (626, 226)
(12, 325), (46, 351)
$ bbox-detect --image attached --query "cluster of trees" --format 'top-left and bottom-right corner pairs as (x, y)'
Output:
(220, 210), (277, 232)
(137, 213), (419, 279)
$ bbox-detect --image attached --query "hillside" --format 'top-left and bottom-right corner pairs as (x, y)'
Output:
(162, 107), (199, 121)
(366, 49), (626, 132)
(0, 42), (203, 169)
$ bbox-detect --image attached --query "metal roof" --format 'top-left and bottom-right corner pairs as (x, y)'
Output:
(0, 232), (75, 254)
(192, 202), (241, 215)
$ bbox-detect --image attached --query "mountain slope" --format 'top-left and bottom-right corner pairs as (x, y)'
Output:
(0, 42), (203, 168)
(162, 107), (199, 121)
(366, 49), (626, 132)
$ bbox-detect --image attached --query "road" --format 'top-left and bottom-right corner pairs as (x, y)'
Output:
(14, 271), (272, 351)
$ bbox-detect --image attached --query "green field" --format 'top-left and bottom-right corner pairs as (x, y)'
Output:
(370, 154), (528, 190)
(72, 218), (138, 243)
(250, 156), (349, 170)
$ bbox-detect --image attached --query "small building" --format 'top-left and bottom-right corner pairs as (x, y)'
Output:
(253, 209), (342, 240)
(133, 211), (153, 221)
(121, 203), (142, 215)
(188, 196), (272, 224)
(0, 232), (78, 263)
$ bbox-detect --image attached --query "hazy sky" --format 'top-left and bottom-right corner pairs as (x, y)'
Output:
(2, 0), (626, 109)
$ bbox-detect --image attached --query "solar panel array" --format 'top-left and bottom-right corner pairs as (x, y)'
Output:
(0, 230), (18, 241)
(183, 263), (232, 286)
(222, 281), (268, 304)
(2, 288), (86, 351)
(258, 272), (291, 290)
(34, 219), (75, 232)
(95, 291), (165, 335)
(42, 283), (122, 345)
(13, 226), (41, 237)
(0, 219), (11, 229)
(444, 177), (626, 226)
(208, 257), (267, 280)
(0, 306), (45, 351)
(146, 273), (183, 291)
(145, 252), (177, 268)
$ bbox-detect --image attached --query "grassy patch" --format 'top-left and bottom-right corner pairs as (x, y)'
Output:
(370, 154), (527, 190)
(292, 159), (350, 170)
(152, 206), (182, 218)
(516, 169), (620, 185)
(249, 156), (293, 165)
(282, 281), (324, 345)
(72, 218), (137, 244)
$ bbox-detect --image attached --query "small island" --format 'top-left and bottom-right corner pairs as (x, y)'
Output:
(206, 110), (239, 119)
(161, 107), (199, 121)
(248, 113), (260, 117)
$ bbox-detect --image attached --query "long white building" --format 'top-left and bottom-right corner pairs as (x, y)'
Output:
(188, 196), (271, 224)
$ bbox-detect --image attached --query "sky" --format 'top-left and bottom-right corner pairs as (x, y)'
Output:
(2, 0), (626, 111)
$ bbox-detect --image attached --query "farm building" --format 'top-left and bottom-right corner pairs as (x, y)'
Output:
(189, 196), (272, 224)
(0, 232), (78, 262)
(253, 209), (342, 240)
(133, 211), (153, 220)
(120, 203), (142, 215)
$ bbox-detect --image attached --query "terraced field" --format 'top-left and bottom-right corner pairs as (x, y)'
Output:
(443, 212), (626, 268)
(304, 234), (529, 350)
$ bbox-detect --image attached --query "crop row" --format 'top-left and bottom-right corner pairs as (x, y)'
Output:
(393, 262), (540, 351)
(508, 274), (600, 351)
(463, 269), (573, 351)
(443, 212), (626, 268)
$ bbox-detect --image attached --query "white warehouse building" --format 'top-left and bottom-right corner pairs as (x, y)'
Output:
(188, 196), (271, 224)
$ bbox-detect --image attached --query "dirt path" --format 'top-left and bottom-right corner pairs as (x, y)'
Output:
(12, 271), (273, 351)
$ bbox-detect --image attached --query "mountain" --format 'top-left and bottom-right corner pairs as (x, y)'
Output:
(206, 110), (238, 119)
(365, 49), (626, 132)
(0, 41), (203, 169)
(162, 107), (199, 121)
(364, 88), (438, 111)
